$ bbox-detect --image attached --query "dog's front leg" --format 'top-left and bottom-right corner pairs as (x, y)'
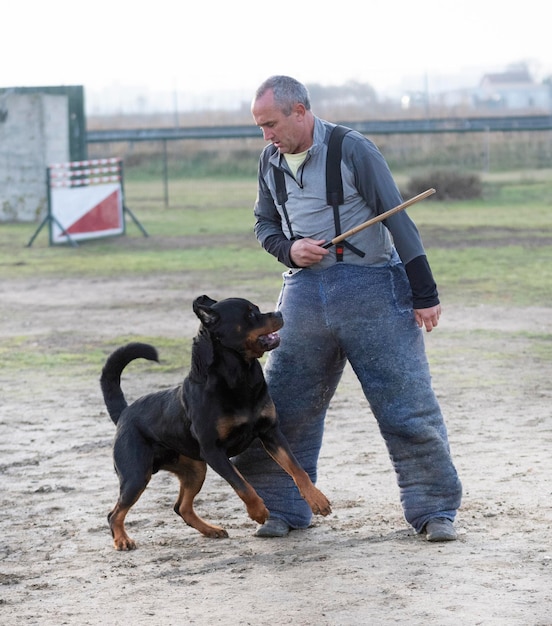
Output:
(202, 448), (270, 524)
(260, 427), (332, 517)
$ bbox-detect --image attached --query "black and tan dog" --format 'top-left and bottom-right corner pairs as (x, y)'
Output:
(100, 295), (331, 550)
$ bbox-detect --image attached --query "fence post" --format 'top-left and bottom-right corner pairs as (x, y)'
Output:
(483, 126), (490, 172)
(162, 139), (169, 207)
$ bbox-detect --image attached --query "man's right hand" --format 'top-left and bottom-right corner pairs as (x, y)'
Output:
(290, 238), (330, 267)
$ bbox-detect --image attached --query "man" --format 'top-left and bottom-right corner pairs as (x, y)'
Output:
(235, 75), (462, 542)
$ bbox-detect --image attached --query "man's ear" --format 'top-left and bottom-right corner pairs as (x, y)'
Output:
(294, 102), (307, 120)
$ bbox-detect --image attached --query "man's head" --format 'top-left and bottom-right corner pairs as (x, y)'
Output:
(252, 75), (315, 154)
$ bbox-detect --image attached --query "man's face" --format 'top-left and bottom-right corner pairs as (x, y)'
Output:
(252, 89), (312, 154)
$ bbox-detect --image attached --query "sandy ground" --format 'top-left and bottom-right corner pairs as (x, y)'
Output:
(1, 274), (551, 625)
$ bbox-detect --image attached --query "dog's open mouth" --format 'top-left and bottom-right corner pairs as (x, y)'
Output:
(257, 331), (281, 351)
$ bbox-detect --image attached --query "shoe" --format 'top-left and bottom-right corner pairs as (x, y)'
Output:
(254, 517), (290, 538)
(424, 518), (457, 542)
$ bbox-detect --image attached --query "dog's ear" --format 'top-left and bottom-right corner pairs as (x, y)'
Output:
(194, 295), (217, 308)
(193, 295), (219, 328)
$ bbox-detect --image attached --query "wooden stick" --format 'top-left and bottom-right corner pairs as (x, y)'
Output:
(321, 188), (436, 249)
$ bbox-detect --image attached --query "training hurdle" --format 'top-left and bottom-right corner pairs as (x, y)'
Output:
(27, 158), (148, 247)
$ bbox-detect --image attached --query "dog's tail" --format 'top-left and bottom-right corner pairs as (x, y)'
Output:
(100, 342), (159, 425)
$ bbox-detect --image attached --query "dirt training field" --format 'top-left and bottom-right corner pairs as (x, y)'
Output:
(1, 272), (551, 625)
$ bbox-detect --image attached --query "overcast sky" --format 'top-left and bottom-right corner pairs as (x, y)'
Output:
(3, 0), (550, 112)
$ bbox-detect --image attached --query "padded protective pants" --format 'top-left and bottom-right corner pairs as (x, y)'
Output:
(235, 261), (462, 532)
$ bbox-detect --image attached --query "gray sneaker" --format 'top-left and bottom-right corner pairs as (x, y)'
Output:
(254, 517), (290, 538)
(424, 518), (458, 542)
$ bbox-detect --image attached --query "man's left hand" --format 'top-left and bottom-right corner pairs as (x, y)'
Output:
(414, 304), (441, 332)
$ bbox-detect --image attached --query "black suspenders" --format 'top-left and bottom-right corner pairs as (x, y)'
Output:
(272, 125), (365, 261)
(325, 125), (365, 260)
(272, 164), (294, 239)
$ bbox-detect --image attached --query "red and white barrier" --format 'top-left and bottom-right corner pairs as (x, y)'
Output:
(48, 158), (125, 244)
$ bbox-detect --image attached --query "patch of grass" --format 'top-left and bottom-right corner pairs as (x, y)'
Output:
(428, 245), (552, 306)
(1, 242), (277, 278)
(413, 197), (551, 232)
(0, 335), (192, 378)
(483, 177), (552, 206)
(0, 336), (105, 377)
(426, 329), (552, 388)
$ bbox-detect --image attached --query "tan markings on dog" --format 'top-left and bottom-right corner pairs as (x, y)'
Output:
(246, 329), (265, 342)
(244, 319), (281, 358)
(244, 338), (262, 359)
(216, 414), (249, 440)
(260, 399), (277, 421)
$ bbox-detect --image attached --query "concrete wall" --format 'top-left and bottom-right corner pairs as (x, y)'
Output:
(0, 93), (69, 222)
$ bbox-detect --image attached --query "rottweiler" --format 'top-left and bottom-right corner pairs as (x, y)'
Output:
(100, 295), (331, 550)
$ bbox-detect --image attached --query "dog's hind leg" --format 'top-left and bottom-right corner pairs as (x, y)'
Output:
(109, 439), (153, 550)
(108, 495), (145, 551)
(170, 456), (229, 539)
(109, 470), (152, 550)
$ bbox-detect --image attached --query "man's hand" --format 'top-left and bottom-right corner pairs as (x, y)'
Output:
(414, 304), (441, 332)
(290, 238), (329, 267)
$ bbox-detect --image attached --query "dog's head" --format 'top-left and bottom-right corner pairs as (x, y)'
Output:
(193, 295), (283, 360)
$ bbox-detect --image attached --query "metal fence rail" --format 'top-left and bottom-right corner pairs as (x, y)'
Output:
(86, 115), (552, 144)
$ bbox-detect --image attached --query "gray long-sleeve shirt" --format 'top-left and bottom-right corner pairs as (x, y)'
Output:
(254, 116), (439, 309)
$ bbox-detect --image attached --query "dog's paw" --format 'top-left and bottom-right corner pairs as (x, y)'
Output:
(308, 490), (332, 516)
(113, 537), (137, 551)
(201, 526), (229, 539)
(247, 503), (270, 524)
